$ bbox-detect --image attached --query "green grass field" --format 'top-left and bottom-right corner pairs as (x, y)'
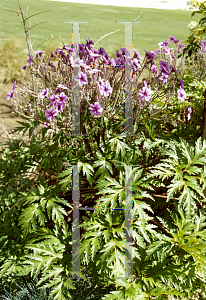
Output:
(0, 0), (202, 59)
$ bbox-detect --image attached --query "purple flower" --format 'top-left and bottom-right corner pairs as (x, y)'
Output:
(179, 80), (184, 89)
(27, 55), (33, 63)
(177, 87), (187, 102)
(160, 72), (169, 84)
(35, 51), (45, 56)
(54, 100), (65, 113)
(45, 106), (58, 122)
(19, 64), (28, 70)
(9, 83), (17, 100)
(177, 43), (185, 53)
(74, 72), (88, 87)
(159, 61), (170, 75)
(48, 94), (57, 107)
(133, 49), (142, 60)
(101, 55), (109, 66)
(54, 48), (64, 55)
(50, 51), (56, 58)
(169, 53), (175, 61)
(118, 58), (125, 68)
(97, 78), (104, 89)
(44, 122), (49, 128)
(6, 90), (14, 100)
(87, 48), (101, 59)
(89, 102), (103, 116)
(169, 35), (180, 44)
(109, 58), (116, 66)
(115, 57), (122, 66)
(114, 50), (123, 58)
(79, 44), (85, 55)
(164, 47), (174, 56)
(179, 43), (185, 49)
(67, 46), (74, 54)
(168, 35), (176, 43)
(99, 81), (113, 97)
(139, 81), (152, 102)
(188, 107), (192, 120)
(170, 65), (179, 74)
(54, 87), (61, 94)
(12, 81), (16, 91)
(57, 92), (68, 103)
(62, 42), (71, 52)
(151, 64), (159, 76)
(144, 51), (155, 62)
(98, 47), (107, 56)
(158, 39), (169, 48)
(104, 53), (110, 60)
(132, 59), (141, 72)
(153, 49), (161, 55)
(120, 47), (130, 57)
(164, 47), (175, 61)
(85, 38), (94, 49)
(39, 88), (49, 99)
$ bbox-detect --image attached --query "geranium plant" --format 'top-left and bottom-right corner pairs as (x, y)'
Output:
(1, 1), (206, 300)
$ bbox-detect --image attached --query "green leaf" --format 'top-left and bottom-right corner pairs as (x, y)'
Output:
(38, 184), (44, 195)
(78, 161), (94, 186)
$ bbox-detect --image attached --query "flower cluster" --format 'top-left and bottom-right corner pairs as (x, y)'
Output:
(8, 39), (144, 130)
(187, 21), (198, 30)
(9, 35), (193, 134)
(6, 81), (16, 100)
(139, 80), (152, 102)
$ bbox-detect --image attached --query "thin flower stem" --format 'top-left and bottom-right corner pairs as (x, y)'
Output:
(93, 12), (142, 48)
(108, 85), (125, 120)
(33, 35), (53, 52)
(109, 84), (123, 116)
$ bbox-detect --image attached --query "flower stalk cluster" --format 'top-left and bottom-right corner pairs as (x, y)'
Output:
(7, 36), (193, 137)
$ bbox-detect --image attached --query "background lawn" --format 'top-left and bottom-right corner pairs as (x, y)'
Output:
(0, 0), (203, 59)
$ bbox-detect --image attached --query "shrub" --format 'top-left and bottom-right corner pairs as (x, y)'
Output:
(182, 0), (206, 61)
